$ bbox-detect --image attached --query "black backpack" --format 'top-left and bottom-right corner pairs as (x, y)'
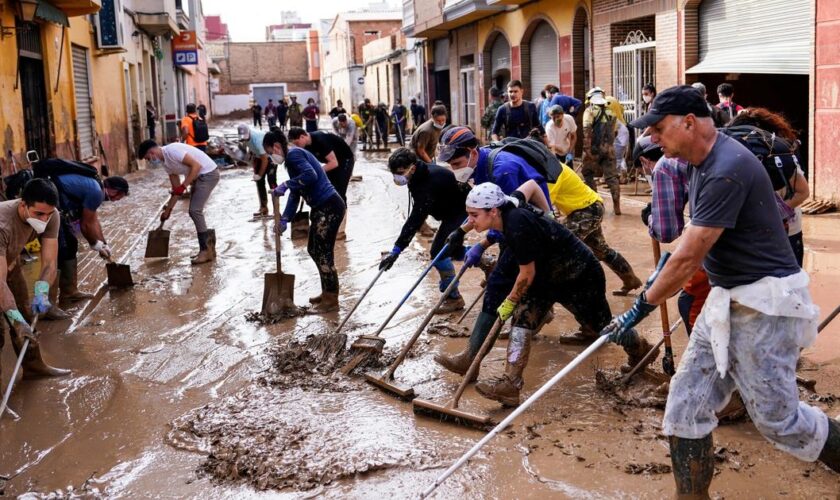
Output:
(33, 158), (103, 217)
(487, 137), (562, 184)
(192, 116), (210, 143)
(590, 106), (616, 153)
(719, 125), (801, 200)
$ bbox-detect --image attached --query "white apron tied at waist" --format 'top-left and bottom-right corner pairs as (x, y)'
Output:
(703, 270), (819, 378)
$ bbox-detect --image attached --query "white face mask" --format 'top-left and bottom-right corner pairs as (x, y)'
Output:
(433, 122), (445, 130)
(270, 153), (285, 164)
(453, 167), (474, 183)
(642, 95), (652, 104)
(26, 208), (50, 234)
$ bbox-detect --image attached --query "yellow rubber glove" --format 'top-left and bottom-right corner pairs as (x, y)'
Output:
(497, 298), (517, 322)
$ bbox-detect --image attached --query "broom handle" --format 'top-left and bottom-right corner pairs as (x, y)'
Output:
(384, 264), (469, 379)
(456, 287), (485, 325)
(158, 194), (178, 231)
(334, 269), (385, 335)
(651, 239), (672, 350)
(272, 196), (282, 272)
(421, 335), (610, 499)
(0, 317), (37, 420)
(448, 317), (505, 409)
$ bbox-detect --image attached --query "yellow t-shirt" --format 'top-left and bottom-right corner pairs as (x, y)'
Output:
(549, 165), (602, 216)
(351, 113), (364, 129)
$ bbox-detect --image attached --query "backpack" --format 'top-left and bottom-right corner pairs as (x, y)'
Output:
(486, 137), (562, 184)
(192, 116), (210, 143)
(502, 102), (533, 137)
(719, 125), (801, 200)
(717, 102), (739, 124)
(590, 106), (616, 153)
(32, 158), (103, 217)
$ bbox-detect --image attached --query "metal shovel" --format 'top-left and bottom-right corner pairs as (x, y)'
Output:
(105, 257), (133, 288)
(144, 195), (178, 258)
(261, 196), (296, 315)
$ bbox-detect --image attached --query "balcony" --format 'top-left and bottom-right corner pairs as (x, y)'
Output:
(411, 0), (505, 38)
(49, 0), (102, 16)
(136, 12), (179, 36)
(443, 0), (506, 23)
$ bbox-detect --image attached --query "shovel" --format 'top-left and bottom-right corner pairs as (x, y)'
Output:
(261, 196), (296, 316)
(105, 257), (133, 288)
(651, 239), (676, 375)
(144, 195), (178, 258)
(366, 264), (470, 400)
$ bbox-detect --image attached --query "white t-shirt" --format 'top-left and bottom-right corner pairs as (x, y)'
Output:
(615, 122), (630, 149)
(545, 114), (577, 154)
(162, 143), (217, 176)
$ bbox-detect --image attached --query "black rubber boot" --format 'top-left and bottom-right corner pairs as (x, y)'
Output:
(819, 417), (840, 473)
(604, 250), (643, 296)
(669, 434), (714, 498)
(467, 311), (498, 358)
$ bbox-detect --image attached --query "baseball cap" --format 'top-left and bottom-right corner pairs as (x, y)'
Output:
(438, 126), (477, 162)
(630, 85), (711, 129)
(632, 135), (663, 163)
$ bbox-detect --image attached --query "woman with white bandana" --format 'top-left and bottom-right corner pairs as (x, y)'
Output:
(463, 182), (655, 406)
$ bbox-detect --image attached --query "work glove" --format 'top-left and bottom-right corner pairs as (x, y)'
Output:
(487, 229), (505, 245)
(172, 184), (187, 196)
(463, 244), (485, 268)
(564, 153), (575, 165)
(276, 217), (289, 235)
(92, 240), (112, 259)
(379, 246), (401, 271)
(444, 227), (466, 256)
(31, 280), (51, 315)
(272, 183), (289, 197)
(641, 203), (652, 227)
(602, 292), (657, 346)
(252, 173), (262, 181)
(497, 298), (517, 322)
(5, 309), (36, 341)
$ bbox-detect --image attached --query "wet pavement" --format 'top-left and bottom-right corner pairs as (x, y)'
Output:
(2, 133), (840, 497)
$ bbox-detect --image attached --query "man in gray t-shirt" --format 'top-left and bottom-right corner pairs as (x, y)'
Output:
(601, 85), (838, 496)
(687, 133), (800, 288)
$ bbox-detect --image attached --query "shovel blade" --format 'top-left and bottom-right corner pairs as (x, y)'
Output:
(261, 272), (296, 316)
(106, 262), (134, 288)
(144, 229), (171, 258)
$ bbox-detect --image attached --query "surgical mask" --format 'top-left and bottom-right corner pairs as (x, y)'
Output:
(453, 167), (474, 183)
(148, 158), (163, 168)
(642, 95), (652, 104)
(433, 122), (445, 130)
(393, 174), (409, 186)
(25, 208), (50, 234)
(270, 153), (285, 164)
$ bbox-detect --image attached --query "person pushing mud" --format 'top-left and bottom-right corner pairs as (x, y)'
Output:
(462, 183), (655, 406)
(263, 130), (346, 313)
(379, 147), (472, 314)
(0, 179), (71, 380)
(604, 85), (840, 495)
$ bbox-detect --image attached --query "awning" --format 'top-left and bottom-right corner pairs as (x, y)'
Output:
(35, 1), (69, 26)
(49, 0), (101, 17)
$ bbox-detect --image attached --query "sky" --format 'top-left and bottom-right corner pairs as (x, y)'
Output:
(201, 0), (401, 42)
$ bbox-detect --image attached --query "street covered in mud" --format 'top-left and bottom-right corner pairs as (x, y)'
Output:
(2, 120), (840, 498)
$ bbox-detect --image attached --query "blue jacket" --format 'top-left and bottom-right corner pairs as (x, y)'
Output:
(472, 148), (552, 206)
(282, 147), (338, 220)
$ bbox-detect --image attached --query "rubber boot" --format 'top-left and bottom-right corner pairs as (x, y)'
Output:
(58, 258), (93, 307)
(475, 326), (533, 406)
(42, 281), (70, 321)
(818, 417), (840, 473)
(206, 229), (217, 261)
(434, 311), (496, 382)
(610, 184), (622, 215)
(621, 329), (659, 374)
(191, 232), (213, 265)
(669, 434), (714, 498)
(9, 327), (71, 379)
(310, 291), (339, 313)
(434, 264), (465, 315)
(336, 211), (348, 241)
(604, 250), (643, 296)
(309, 293), (323, 304)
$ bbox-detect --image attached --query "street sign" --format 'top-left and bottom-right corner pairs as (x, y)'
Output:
(357, 76), (364, 85)
(173, 31), (198, 66)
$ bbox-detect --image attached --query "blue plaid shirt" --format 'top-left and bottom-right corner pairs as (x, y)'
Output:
(648, 157), (689, 243)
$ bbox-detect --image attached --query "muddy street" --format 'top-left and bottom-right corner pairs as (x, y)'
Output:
(3, 137), (840, 498)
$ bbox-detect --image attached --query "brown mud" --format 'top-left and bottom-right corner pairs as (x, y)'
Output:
(4, 127), (840, 497)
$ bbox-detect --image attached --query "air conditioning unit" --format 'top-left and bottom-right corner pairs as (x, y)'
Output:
(94, 0), (125, 50)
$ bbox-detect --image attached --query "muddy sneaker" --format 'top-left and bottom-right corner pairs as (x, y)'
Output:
(310, 292), (339, 313)
(612, 276), (643, 296)
(475, 375), (520, 406)
(191, 250), (214, 266)
(253, 207), (268, 217)
(434, 296), (465, 315)
(42, 305), (71, 321)
(620, 336), (659, 374)
(309, 293), (323, 304)
(434, 349), (476, 382)
(419, 222), (435, 238)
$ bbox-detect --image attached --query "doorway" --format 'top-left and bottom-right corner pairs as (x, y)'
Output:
(17, 21), (51, 160)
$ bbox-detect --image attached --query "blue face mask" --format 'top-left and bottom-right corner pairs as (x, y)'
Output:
(393, 174), (409, 186)
(148, 158), (163, 168)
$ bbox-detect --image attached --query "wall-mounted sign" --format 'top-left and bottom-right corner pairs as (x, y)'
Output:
(357, 76), (365, 85)
(173, 30), (198, 65)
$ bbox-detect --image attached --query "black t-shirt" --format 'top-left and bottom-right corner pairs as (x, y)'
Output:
(688, 133), (800, 288)
(492, 101), (540, 139)
(395, 162), (468, 250)
(501, 202), (597, 287)
(306, 131), (354, 166)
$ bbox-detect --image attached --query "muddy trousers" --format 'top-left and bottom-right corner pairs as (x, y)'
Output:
(254, 162), (279, 211)
(189, 169), (220, 234)
(581, 152), (620, 211)
(327, 157), (355, 236)
(663, 304), (829, 464)
(564, 202), (639, 288)
(430, 213), (468, 300)
(307, 194), (346, 294)
(0, 265), (50, 372)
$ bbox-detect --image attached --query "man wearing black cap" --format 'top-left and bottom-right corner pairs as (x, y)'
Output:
(602, 85), (840, 496)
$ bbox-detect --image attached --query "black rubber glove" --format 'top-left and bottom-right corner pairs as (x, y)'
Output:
(444, 227), (466, 258)
(379, 246), (401, 271)
(641, 202), (652, 227)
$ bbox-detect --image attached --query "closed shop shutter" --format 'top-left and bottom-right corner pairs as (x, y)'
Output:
(71, 45), (95, 159)
(687, 0), (813, 75)
(529, 22), (558, 100)
(490, 35), (510, 75)
(434, 38), (449, 71)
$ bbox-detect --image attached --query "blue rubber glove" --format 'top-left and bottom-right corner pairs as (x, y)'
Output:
(5, 309), (35, 341)
(564, 153), (575, 165)
(272, 183), (288, 197)
(276, 217), (289, 235)
(31, 280), (51, 315)
(487, 229), (504, 245)
(602, 292), (657, 346)
(463, 244), (485, 268)
(379, 246), (401, 271)
(497, 298), (517, 322)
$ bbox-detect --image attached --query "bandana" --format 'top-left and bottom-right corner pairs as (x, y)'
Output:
(466, 182), (516, 209)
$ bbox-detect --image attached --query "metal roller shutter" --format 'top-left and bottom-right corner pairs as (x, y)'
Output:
(687, 0), (813, 75)
(529, 22), (558, 100)
(71, 45), (95, 159)
(434, 38), (449, 71)
(490, 35), (510, 75)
